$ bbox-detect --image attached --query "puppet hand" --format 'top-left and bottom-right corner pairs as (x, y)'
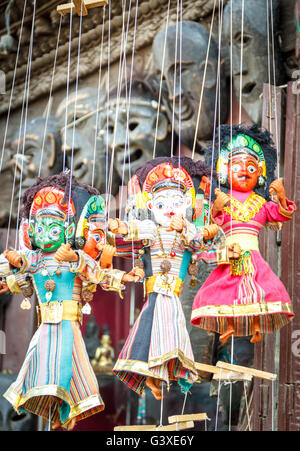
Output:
(167, 214), (185, 232)
(108, 218), (128, 235)
(122, 267), (144, 283)
(228, 243), (242, 259)
(3, 250), (22, 268)
(214, 188), (230, 212)
(0, 281), (9, 294)
(54, 243), (78, 263)
(99, 244), (116, 269)
(269, 178), (286, 203)
(203, 224), (219, 241)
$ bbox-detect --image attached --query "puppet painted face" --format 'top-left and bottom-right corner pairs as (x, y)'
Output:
(83, 225), (106, 260)
(228, 152), (261, 192)
(28, 187), (75, 252)
(152, 21), (227, 150)
(147, 188), (192, 227)
(32, 214), (65, 252)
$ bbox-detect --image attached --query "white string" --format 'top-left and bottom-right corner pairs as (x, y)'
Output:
(215, 368), (223, 431)
(181, 391), (188, 415)
(92, 6), (106, 188)
(243, 381), (251, 431)
(6, 0), (37, 250)
(153, 0), (171, 158)
(39, 15), (62, 177)
(62, 11), (73, 171)
(159, 382), (164, 427)
(170, 0), (179, 158)
(191, 0), (217, 159)
(269, 0), (280, 178)
(238, 0), (245, 124)
(67, 5), (84, 226)
(106, 0), (128, 220)
(271, 379), (275, 431)
(0, 0), (28, 174)
(104, 0), (111, 228)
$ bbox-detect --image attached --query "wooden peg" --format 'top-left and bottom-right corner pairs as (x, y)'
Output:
(113, 425), (157, 431)
(216, 361), (277, 381)
(168, 413), (207, 424)
(57, 0), (108, 16)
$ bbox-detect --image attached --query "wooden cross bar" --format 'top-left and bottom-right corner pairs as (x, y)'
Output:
(57, 0), (109, 16)
(168, 413), (207, 424)
(216, 361), (277, 381)
(114, 425), (157, 431)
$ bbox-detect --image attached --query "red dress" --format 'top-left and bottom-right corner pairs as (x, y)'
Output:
(191, 190), (296, 336)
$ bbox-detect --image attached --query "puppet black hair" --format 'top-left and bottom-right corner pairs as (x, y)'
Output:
(20, 172), (100, 220)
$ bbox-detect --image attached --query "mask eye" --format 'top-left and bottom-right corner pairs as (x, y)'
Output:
(155, 202), (165, 210)
(50, 226), (62, 237)
(37, 226), (44, 234)
(231, 163), (241, 172)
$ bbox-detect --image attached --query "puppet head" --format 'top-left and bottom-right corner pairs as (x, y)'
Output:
(20, 172), (99, 251)
(205, 124), (277, 199)
(126, 157), (212, 227)
(75, 195), (106, 260)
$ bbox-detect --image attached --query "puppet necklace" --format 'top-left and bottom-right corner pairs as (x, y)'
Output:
(40, 251), (62, 301)
(157, 226), (179, 274)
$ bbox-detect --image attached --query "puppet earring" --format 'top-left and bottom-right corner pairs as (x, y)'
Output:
(219, 173), (227, 185)
(258, 175), (265, 186)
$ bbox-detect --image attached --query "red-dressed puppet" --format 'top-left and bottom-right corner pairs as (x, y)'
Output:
(191, 124), (296, 343)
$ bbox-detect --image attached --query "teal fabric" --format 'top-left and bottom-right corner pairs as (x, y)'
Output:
(33, 270), (76, 303)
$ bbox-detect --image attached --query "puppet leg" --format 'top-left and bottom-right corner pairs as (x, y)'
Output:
(146, 377), (162, 400)
(219, 317), (235, 343)
(250, 316), (261, 343)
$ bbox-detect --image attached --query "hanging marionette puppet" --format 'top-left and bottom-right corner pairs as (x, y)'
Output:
(74, 194), (144, 311)
(108, 156), (219, 400)
(191, 124), (296, 344)
(2, 173), (143, 430)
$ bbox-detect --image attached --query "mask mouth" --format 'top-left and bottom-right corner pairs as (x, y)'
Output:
(242, 82), (256, 97)
(171, 97), (194, 122)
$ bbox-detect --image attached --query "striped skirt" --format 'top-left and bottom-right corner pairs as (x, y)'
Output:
(3, 320), (104, 427)
(114, 292), (198, 395)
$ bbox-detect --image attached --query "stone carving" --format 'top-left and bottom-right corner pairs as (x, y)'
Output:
(97, 77), (171, 192)
(8, 116), (63, 200)
(223, 0), (284, 123)
(0, 0), (219, 115)
(55, 87), (106, 192)
(152, 20), (228, 153)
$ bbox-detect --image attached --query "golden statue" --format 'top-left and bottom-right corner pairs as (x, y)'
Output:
(91, 326), (115, 374)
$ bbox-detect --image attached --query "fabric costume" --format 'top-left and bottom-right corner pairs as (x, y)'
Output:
(112, 159), (216, 395)
(191, 128), (296, 336)
(3, 186), (124, 426)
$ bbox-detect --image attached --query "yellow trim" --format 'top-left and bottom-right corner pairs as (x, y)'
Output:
(146, 274), (183, 297)
(225, 234), (259, 251)
(191, 301), (294, 319)
(114, 349), (198, 383)
(278, 203), (294, 218)
(6, 275), (22, 294)
(38, 300), (82, 323)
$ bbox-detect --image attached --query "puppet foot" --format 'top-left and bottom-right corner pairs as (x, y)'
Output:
(146, 377), (162, 400)
(219, 328), (234, 343)
(219, 318), (235, 343)
(250, 317), (261, 343)
(67, 417), (77, 431)
(52, 420), (61, 430)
